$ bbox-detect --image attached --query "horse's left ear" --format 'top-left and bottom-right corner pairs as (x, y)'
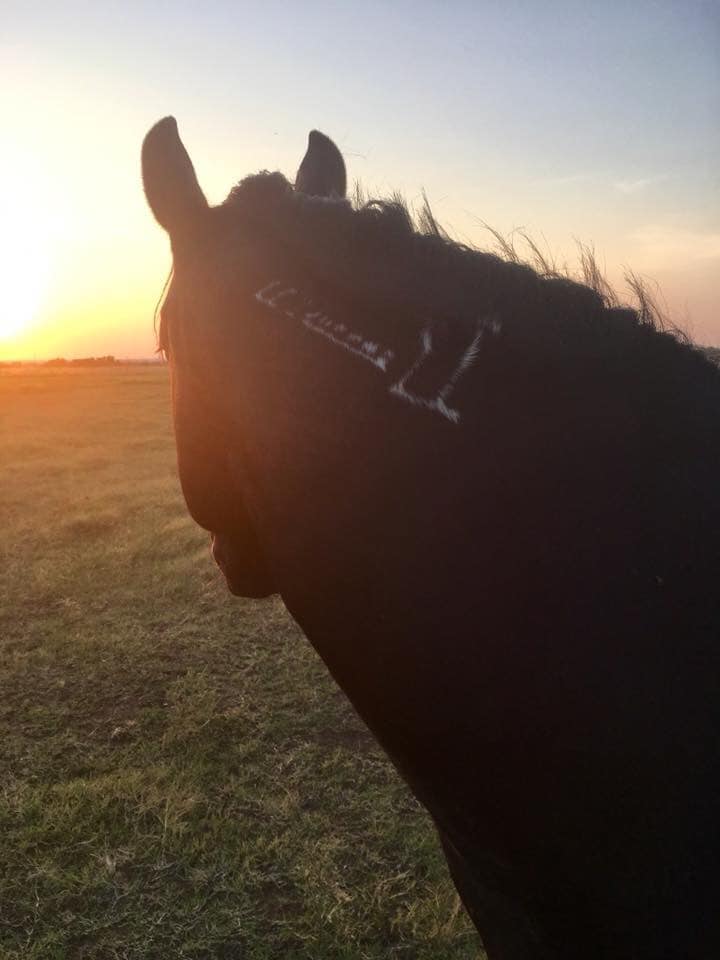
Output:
(142, 116), (208, 235)
(295, 130), (347, 198)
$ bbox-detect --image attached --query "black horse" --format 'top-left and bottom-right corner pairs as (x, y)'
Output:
(142, 117), (720, 959)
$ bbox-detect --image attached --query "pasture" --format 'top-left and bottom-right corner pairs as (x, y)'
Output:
(0, 365), (479, 959)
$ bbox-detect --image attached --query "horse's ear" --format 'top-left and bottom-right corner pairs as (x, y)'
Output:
(142, 117), (208, 234)
(295, 130), (347, 199)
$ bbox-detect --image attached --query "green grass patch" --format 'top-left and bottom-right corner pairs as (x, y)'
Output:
(0, 365), (481, 959)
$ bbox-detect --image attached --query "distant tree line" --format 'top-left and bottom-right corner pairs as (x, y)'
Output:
(44, 356), (118, 367)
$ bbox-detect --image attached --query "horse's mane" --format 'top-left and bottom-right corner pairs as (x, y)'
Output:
(224, 172), (718, 390)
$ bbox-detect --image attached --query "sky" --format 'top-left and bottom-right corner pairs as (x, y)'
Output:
(1, 0), (718, 360)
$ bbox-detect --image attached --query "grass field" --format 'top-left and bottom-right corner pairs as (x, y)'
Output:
(0, 365), (480, 960)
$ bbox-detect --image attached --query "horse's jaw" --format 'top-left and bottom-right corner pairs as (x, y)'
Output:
(211, 531), (276, 599)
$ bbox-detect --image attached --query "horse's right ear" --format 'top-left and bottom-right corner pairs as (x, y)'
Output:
(295, 130), (347, 198)
(142, 117), (208, 234)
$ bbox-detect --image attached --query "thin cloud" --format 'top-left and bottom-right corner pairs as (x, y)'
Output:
(538, 173), (669, 194)
(538, 173), (594, 187)
(628, 225), (720, 265)
(614, 174), (669, 195)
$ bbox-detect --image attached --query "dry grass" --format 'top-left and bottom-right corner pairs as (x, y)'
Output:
(0, 365), (480, 959)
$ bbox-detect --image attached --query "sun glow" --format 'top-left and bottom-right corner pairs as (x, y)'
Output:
(0, 165), (54, 342)
(0, 136), (73, 357)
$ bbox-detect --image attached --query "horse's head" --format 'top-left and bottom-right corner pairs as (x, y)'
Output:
(141, 118), (346, 599)
(140, 119), (720, 956)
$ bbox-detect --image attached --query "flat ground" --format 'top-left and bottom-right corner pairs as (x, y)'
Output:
(0, 365), (480, 959)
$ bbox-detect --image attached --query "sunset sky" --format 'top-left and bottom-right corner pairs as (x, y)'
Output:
(2, 0), (718, 360)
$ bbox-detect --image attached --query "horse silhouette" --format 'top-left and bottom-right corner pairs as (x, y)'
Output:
(142, 117), (720, 959)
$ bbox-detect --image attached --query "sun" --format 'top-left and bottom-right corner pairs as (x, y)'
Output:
(0, 137), (60, 345)
(0, 190), (53, 340)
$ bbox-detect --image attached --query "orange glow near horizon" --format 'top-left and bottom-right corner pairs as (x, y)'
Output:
(0, 50), (176, 364)
(0, 152), (55, 343)
(0, 120), (170, 363)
